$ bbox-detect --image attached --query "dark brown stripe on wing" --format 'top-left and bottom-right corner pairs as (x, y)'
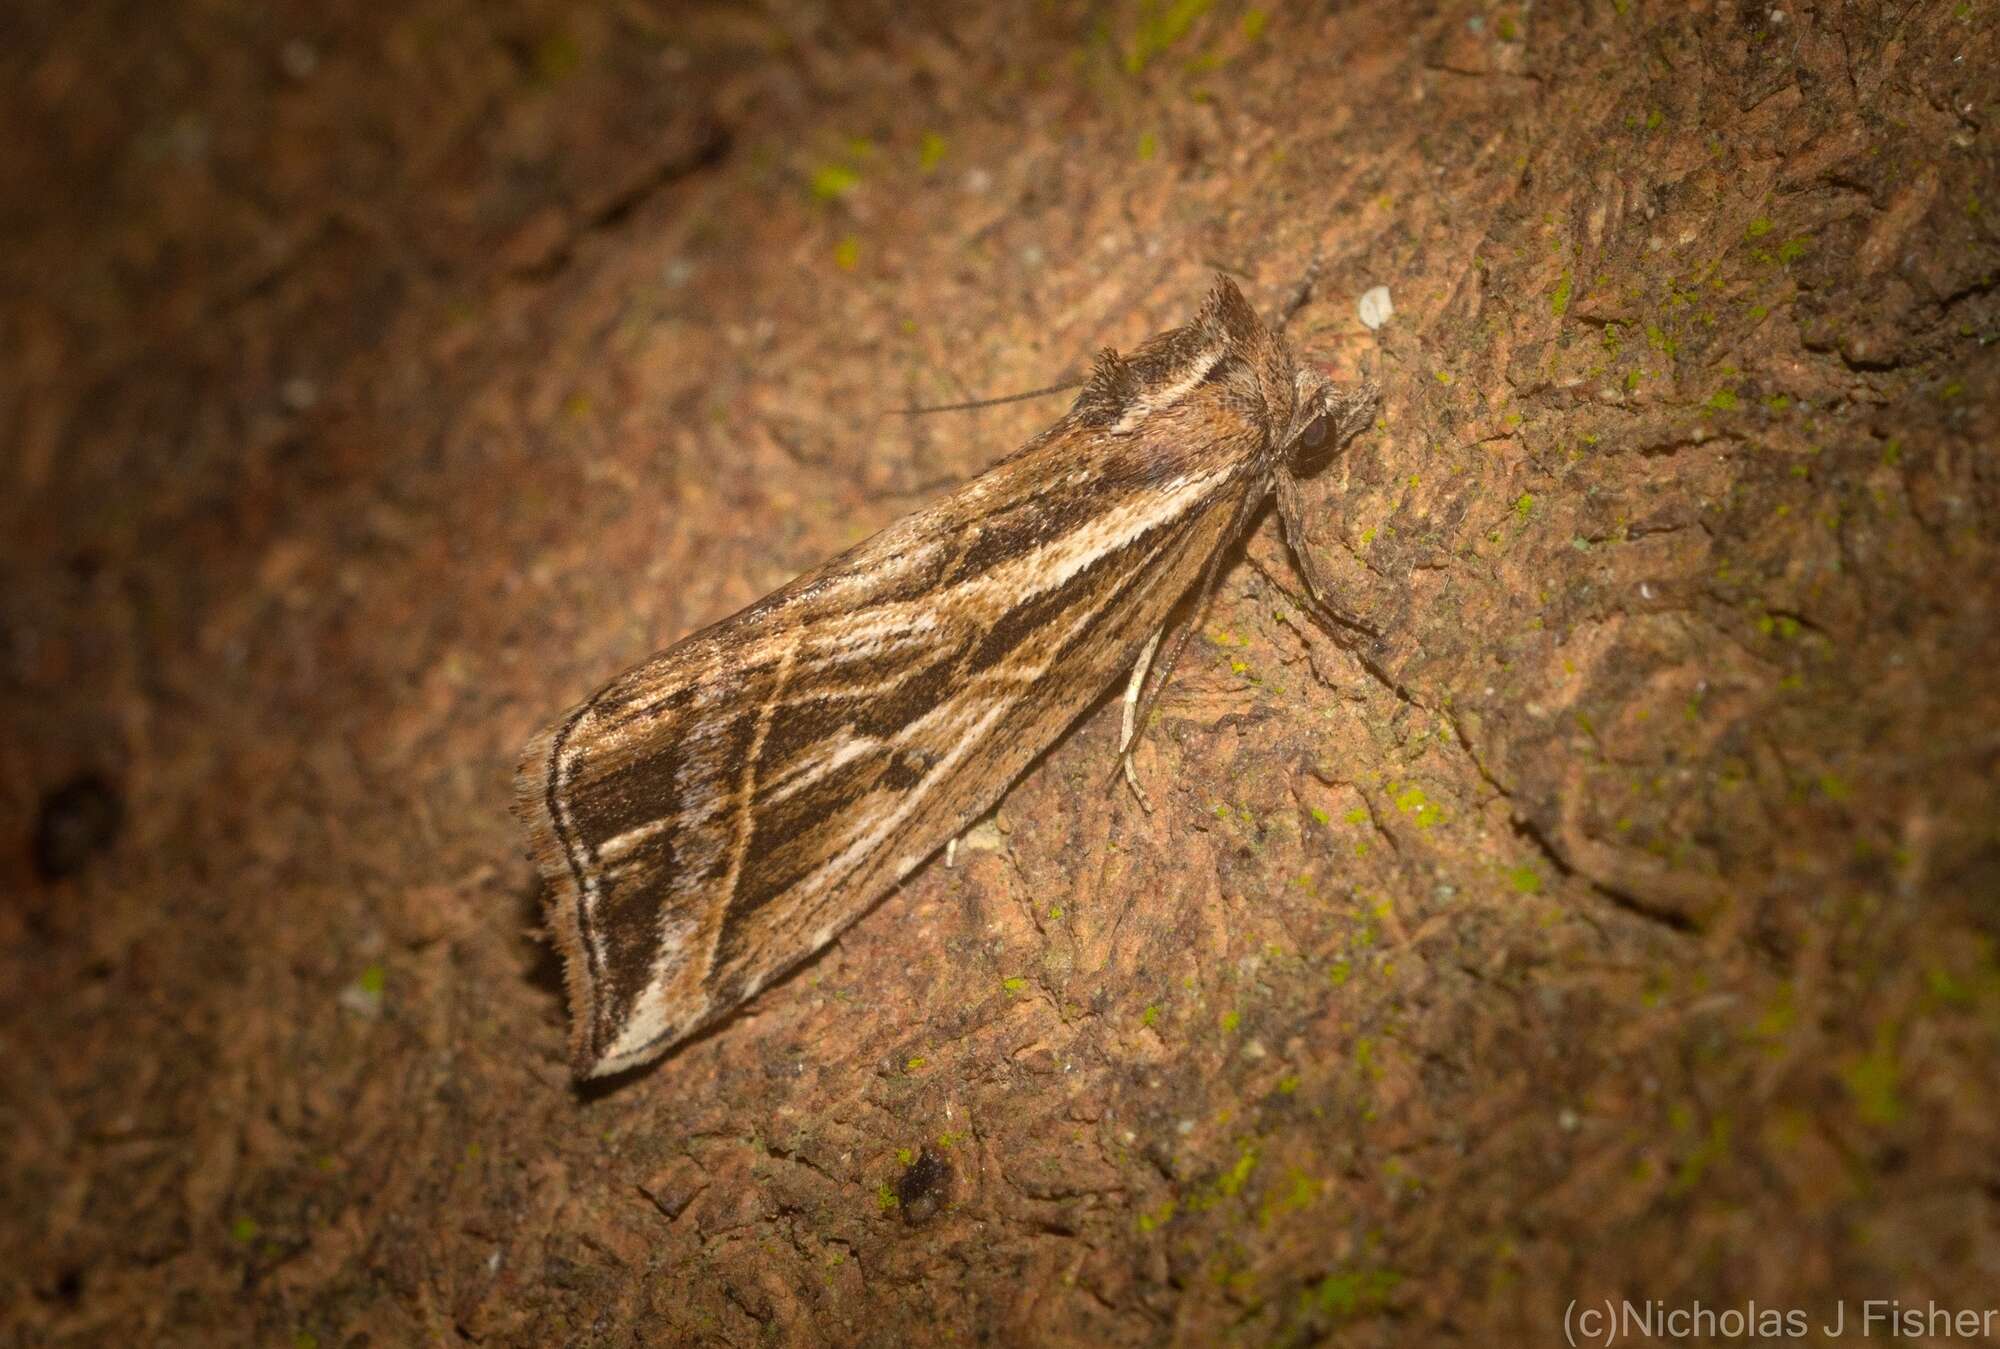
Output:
(963, 493), (1209, 671)
(757, 642), (963, 776)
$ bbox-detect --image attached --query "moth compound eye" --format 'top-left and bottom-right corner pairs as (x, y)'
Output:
(1299, 414), (1329, 449)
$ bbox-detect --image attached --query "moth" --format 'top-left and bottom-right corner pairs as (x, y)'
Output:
(516, 276), (1377, 1077)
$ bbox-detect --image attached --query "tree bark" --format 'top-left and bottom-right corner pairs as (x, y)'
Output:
(5, 1), (1997, 1343)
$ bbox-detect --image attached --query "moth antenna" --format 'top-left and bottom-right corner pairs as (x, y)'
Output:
(895, 376), (1082, 417)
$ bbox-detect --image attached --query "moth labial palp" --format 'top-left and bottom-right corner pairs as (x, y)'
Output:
(514, 274), (1379, 1078)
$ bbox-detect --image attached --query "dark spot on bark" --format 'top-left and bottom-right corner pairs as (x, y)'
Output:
(42, 1266), (83, 1306)
(896, 1146), (951, 1225)
(33, 773), (124, 881)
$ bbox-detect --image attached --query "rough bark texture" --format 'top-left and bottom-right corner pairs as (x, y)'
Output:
(5, 2), (1998, 1344)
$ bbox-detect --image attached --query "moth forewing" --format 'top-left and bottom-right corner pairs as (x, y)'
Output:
(515, 276), (1375, 1077)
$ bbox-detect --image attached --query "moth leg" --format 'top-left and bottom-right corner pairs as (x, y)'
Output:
(946, 837), (959, 869)
(1272, 467), (1382, 638)
(1124, 603), (1210, 761)
(1119, 627), (1166, 811)
(1115, 482), (1268, 810)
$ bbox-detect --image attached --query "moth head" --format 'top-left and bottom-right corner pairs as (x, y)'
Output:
(1282, 366), (1378, 465)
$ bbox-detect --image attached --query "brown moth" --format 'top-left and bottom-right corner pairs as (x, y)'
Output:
(516, 277), (1377, 1077)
